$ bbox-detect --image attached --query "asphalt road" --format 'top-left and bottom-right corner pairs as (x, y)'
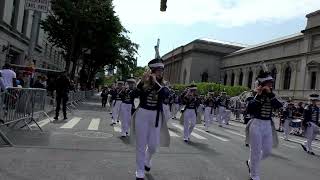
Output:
(0, 96), (319, 180)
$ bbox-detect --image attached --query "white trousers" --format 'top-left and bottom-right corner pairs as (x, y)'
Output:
(135, 108), (161, 178)
(204, 107), (214, 130)
(162, 104), (171, 122)
(225, 110), (231, 124)
(304, 122), (319, 152)
(283, 119), (292, 139)
(172, 103), (180, 118)
(249, 119), (273, 180)
(112, 100), (122, 123)
(120, 103), (132, 136)
(217, 106), (227, 125)
(183, 109), (197, 140)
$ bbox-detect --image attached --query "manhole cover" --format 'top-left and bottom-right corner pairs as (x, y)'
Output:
(74, 131), (113, 139)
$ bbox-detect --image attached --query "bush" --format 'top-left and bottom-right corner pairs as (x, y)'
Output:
(172, 82), (249, 97)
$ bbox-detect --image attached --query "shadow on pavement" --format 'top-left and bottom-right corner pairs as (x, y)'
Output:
(187, 141), (219, 155)
(146, 174), (155, 180)
(119, 136), (130, 145)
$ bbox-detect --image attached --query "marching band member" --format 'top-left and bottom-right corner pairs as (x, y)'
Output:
(110, 81), (124, 126)
(162, 84), (172, 122)
(119, 78), (138, 137)
(245, 68), (283, 180)
(217, 91), (230, 126)
(204, 91), (216, 132)
(182, 84), (200, 142)
(283, 101), (297, 141)
(171, 90), (181, 119)
(130, 48), (171, 179)
(301, 94), (320, 155)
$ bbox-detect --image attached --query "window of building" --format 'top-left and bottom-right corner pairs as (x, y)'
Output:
(311, 71), (317, 89)
(201, 72), (208, 82)
(224, 74), (227, 85)
(22, 9), (29, 35)
(10, 0), (19, 28)
(0, 0), (5, 20)
(283, 66), (291, 90)
(239, 72), (243, 86)
(248, 71), (253, 88)
(231, 73), (235, 86)
(271, 68), (277, 89)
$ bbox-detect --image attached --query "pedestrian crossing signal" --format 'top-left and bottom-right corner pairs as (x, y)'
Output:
(160, 0), (167, 12)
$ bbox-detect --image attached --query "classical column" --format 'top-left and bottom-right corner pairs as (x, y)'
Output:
(289, 62), (297, 90)
(251, 68), (258, 89)
(242, 68), (249, 87)
(275, 63), (282, 90)
(226, 71), (232, 86)
(234, 69), (240, 86)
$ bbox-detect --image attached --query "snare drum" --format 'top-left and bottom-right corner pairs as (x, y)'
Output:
(290, 119), (302, 128)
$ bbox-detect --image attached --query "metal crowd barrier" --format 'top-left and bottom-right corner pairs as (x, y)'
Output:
(0, 88), (94, 146)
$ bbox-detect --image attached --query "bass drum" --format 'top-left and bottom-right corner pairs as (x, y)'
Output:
(290, 119), (302, 128)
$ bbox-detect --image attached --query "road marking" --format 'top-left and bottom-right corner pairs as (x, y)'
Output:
(280, 137), (320, 149)
(60, 117), (81, 129)
(88, 118), (100, 131)
(194, 127), (229, 142)
(224, 129), (246, 138)
(282, 143), (297, 149)
(169, 130), (180, 137)
(229, 122), (246, 128)
(172, 123), (207, 140)
(31, 118), (51, 127)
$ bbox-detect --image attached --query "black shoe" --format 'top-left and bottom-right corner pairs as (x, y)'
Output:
(184, 140), (188, 143)
(301, 144), (307, 152)
(64, 117), (68, 120)
(308, 151), (315, 155)
(245, 143), (249, 147)
(117, 120), (119, 123)
(126, 132), (129, 136)
(110, 123), (116, 126)
(136, 178), (144, 180)
(54, 117), (58, 120)
(145, 165), (151, 172)
(246, 160), (251, 174)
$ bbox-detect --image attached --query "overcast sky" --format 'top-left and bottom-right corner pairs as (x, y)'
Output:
(113, 0), (320, 66)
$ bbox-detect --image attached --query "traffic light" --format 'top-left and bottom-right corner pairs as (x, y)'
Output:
(160, 0), (167, 12)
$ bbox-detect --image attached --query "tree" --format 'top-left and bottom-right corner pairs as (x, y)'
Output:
(41, 0), (138, 87)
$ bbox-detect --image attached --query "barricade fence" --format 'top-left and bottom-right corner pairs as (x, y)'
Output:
(0, 88), (94, 146)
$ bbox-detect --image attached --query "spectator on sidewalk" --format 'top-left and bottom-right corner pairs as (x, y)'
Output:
(0, 63), (17, 89)
(54, 72), (70, 120)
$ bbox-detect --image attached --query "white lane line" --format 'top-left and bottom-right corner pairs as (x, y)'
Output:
(169, 130), (180, 137)
(282, 143), (297, 149)
(224, 129), (246, 138)
(88, 118), (100, 131)
(31, 118), (51, 127)
(172, 123), (207, 140)
(280, 137), (320, 149)
(194, 127), (229, 142)
(229, 122), (246, 128)
(60, 117), (81, 129)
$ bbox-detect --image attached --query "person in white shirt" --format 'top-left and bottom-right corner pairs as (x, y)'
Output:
(0, 63), (17, 89)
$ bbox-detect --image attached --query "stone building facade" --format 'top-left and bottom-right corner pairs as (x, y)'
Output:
(163, 10), (320, 100)
(0, 0), (65, 71)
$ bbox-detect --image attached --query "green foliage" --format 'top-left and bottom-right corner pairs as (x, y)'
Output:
(173, 83), (249, 97)
(41, 0), (138, 85)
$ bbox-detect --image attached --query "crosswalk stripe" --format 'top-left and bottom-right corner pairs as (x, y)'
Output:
(88, 118), (100, 131)
(169, 130), (180, 137)
(194, 127), (228, 142)
(224, 129), (246, 138)
(171, 123), (207, 140)
(229, 122), (246, 128)
(280, 137), (320, 149)
(31, 118), (51, 127)
(60, 117), (81, 129)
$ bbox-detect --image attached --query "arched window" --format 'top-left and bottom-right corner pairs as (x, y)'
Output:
(201, 72), (208, 82)
(311, 72), (317, 90)
(271, 68), (277, 89)
(248, 71), (253, 88)
(224, 74), (227, 85)
(231, 73), (235, 86)
(283, 66), (291, 90)
(239, 72), (243, 86)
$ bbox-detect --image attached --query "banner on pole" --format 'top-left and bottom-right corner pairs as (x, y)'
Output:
(25, 0), (50, 13)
